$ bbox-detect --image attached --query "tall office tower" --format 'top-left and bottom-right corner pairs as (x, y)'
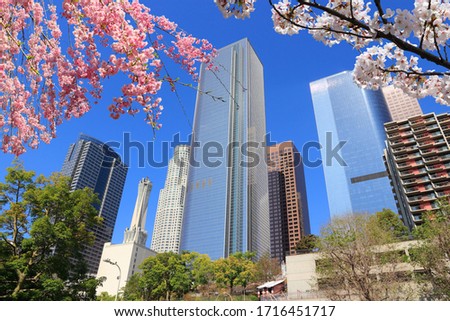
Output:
(267, 142), (310, 262)
(384, 113), (450, 230)
(97, 178), (156, 296)
(382, 86), (423, 121)
(310, 71), (397, 217)
(62, 134), (128, 275)
(180, 39), (270, 260)
(151, 145), (190, 253)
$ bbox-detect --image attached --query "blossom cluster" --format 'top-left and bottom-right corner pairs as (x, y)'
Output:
(218, 0), (450, 108)
(0, 0), (215, 155)
(215, 0), (256, 19)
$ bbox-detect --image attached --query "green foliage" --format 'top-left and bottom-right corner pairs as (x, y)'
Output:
(122, 273), (144, 301)
(373, 209), (409, 240)
(410, 199), (450, 300)
(214, 252), (257, 294)
(296, 234), (319, 253)
(97, 291), (116, 301)
(0, 161), (101, 300)
(138, 252), (192, 300)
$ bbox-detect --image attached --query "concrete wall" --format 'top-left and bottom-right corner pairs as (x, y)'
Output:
(96, 242), (156, 297)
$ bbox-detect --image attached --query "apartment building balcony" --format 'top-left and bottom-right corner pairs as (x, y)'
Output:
(415, 132), (432, 141)
(418, 138), (446, 149)
(432, 180), (450, 190)
(402, 175), (430, 186)
(420, 147), (449, 157)
(430, 171), (450, 181)
(436, 190), (450, 197)
(414, 126), (427, 134)
(438, 116), (450, 125)
(393, 146), (419, 155)
(397, 160), (423, 169)
(410, 203), (439, 213)
(408, 193), (437, 203)
(424, 155), (443, 164)
(410, 118), (425, 127)
(399, 169), (427, 179)
(426, 162), (450, 172)
(385, 125), (399, 133)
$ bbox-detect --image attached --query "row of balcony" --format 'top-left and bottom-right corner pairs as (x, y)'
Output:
(393, 145), (450, 156)
(410, 202), (440, 213)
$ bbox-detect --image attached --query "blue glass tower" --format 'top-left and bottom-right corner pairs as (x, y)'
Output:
(180, 39), (270, 260)
(310, 71), (396, 217)
(62, 134), (128, 274)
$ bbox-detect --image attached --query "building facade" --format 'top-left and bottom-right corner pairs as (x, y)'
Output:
(97, 178), (156, 297)
(384, 113), (450, 229)
(267, 142), (310, 262)
(62, 134), (128, 275)
(151, 145), (190, 253)
(310, 71), (397, 217)
(180, 39), (270, 260)
(382, 85), (423, 121)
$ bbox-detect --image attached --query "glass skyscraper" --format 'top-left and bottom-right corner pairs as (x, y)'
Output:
(62, 134), (128, 274)
(310, 71), (397, 217)
(180, 39), (270, 260)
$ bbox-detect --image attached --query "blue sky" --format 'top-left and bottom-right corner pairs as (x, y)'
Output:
(0, 0), (447, 246)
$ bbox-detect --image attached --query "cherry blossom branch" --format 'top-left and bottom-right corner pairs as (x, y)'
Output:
(267, 0), (450, 71)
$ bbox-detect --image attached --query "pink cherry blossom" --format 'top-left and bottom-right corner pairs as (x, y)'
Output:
(0, 0), (216, 155)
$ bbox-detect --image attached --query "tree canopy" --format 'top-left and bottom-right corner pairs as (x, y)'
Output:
(316, 209), (415, 300)
(0, 161), (102, 300)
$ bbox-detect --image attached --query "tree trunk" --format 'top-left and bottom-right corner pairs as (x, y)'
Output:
(12, 270), (26, 299)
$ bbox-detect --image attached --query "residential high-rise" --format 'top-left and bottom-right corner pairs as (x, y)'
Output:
(267, 142), (310, 262)
(382, 86), (423, 121)
(310, 71), (397, 217)
(384, 113), (450, 229)
(96, 178), (156, 296)
(62, 134), (128, 275)
(151, 145), (190, 253)
(180, 39), (270, 260)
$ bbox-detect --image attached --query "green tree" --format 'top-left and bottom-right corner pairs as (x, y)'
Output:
(214, 252), (256, 295)
(139, 252), (191, 300)
(182, 252), (214, 295)
(296, 234), (319, 253)
(255, 253), (281, 283)
(374, 209), (409, 240)
(0, 161), (101, 300)
(122, 273), (145, 301)
(316, 212), (415, 301)
(411, 199), (450, 300)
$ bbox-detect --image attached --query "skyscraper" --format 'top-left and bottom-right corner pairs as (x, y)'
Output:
(96, 178), (156, 296)
(62, 134), (128, 275)
(384, 113), (450, 229)
(382, 85), (423, 121)
(180, 39), (270, 260)
(151, 145), (190, 253)
(310, 71), (396, 217)
(267, 142), (310, 262)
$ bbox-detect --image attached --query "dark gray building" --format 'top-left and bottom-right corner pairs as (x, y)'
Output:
(62, 134), (128, 275)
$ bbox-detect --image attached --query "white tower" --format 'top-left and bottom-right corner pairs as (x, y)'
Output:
(96, 178), (156, 297)
(124, 177), (152, 245)
(151, 145), (190, 253)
